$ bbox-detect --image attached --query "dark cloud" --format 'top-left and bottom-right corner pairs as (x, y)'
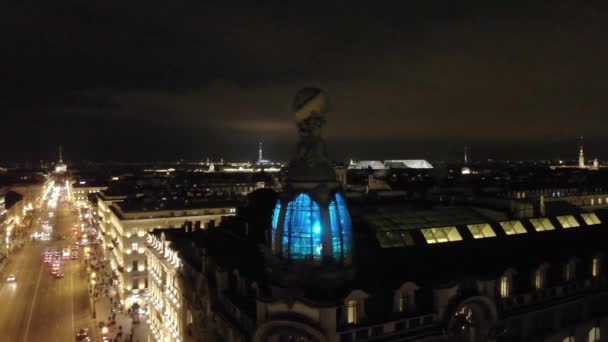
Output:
(1, 1), (608, 161)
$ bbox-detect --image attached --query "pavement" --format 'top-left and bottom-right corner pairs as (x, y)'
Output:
(89, 257), (149, 342)
(0, 198), (93, 341)
(0, 184), (150, 342)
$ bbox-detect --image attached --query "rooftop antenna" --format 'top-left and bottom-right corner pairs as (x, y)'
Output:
(578, 136), (585, 168)
(59, 145), (63, 163)
(258, 141), (263, 162)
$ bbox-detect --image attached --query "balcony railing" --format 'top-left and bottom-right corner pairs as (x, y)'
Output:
(338, 313), (438, 341)
(497, 277), (607, 313)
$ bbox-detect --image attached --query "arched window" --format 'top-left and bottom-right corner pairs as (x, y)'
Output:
(281, 194), (323, 260)
(347, 299), (358, 324)
(329, 193), (353, 260)
(500, 275), (511, 298)
(394, 282), (418, 313)
(396, 293), (405, 312)
(588, 326), (600, 342)
(534, 269), (545, 289)
(564, 260), (577, 282)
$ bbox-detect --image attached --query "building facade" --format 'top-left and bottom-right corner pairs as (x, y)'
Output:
(96, 192), (237, 307)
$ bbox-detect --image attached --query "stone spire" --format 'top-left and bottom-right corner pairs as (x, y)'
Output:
(578, 136), (585, 168)
(59, 145), (63, 163)
(258, 141), (263, 162)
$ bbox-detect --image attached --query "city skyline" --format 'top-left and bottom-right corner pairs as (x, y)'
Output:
(3, 1), (608, 161)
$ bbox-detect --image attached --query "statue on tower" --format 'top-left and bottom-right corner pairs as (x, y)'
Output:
(289, 88), (335, 182)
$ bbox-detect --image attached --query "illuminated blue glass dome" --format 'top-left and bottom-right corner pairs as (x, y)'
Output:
(272, 192), (353, 264)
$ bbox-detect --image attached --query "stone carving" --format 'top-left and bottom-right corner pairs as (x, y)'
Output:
(292, 88), (331, 168)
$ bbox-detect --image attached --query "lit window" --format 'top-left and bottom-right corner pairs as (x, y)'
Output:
(599, 198), (604, 205)
(421, 226), (462, 244)
(564, 261), (576, 281)
(592, 257), (600, 278)
(467, 223), (496, 239)
(557, 215), (580, 229)
(563, 336), (575, 342)
(581, 213), (601, 225)
(530, 218), (555, 232)
(281, 194), (323, 260)
(534, 269), (545, 289)
(347, 299), (358, 324)
(132, 242), (138, 252)
(499, 221), (527, 235)
(131, 227), (138, 236)
(396, 293), (405, 313)
(591, 199), (595, 205)
(588, 326), (600, 342)
(500, 275), (510, 298)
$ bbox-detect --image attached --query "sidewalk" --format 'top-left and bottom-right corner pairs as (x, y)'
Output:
(90, 259), (149, 342)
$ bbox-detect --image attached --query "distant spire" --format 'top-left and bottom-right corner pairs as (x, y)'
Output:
(464, 146), (468, 165)
(59, 145), (63, 163)
(258, 141), (263, 162)
(579, 136), (585, 168)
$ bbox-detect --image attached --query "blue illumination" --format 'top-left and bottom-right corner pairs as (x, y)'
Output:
(281, 194), (323, 260)
(329, 193), (353, 260)
(275, 192), (353, 262)
(271, 200), (281, 247)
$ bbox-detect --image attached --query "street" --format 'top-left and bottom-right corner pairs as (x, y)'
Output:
(0, 190), (94, 341)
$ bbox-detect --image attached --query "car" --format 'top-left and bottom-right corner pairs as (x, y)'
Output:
(6, 274), (16, 282)
(76, 328), (89, 340)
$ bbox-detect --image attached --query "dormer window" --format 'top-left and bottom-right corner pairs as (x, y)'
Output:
(500, 275), (511, 298)
(535, 269), (545, 289)
(396, 294), (405, 312)
(347, 299), (358, 324)
(592, 256), (601, 278)
(394, 282), (419, 314)
(534, 264), (549, 290)
(343, 290), (369, 326)
(588, 326), (600, 342)
(564, 260), (577, 282)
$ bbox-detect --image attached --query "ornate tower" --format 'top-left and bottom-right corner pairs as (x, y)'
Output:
(258, 141), (263, 162)
(578, 136), (585, 168)
(268, 88), (354, 287)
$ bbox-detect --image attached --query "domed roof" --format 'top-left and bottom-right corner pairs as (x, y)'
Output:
(271, 192), (353, 264)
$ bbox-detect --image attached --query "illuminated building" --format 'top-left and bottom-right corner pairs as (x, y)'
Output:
(54, 146), (68, 174)
(96, 191), (237, 307)
(71, 180), (107, 203)
(147, 231), (186, 342)
(461, 146), (472, 175)
(144, 89), (608, 342)
(551, 137), (602, 170)
(352, 160), (433, 170)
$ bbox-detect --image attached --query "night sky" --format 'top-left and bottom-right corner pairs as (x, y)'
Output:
(2, 1), (608, 162)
